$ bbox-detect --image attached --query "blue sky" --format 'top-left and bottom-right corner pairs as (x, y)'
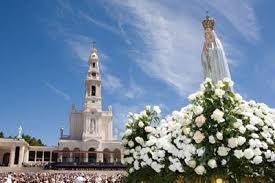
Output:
(0, 0), (274, 145)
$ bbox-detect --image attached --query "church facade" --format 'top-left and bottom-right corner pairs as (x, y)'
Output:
(57, 47), (123, 163)
(0, 46), (123, 167)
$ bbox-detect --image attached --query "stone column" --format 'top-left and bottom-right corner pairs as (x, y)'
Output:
(18, 146), (25, 167)
(110, 153), (114, 163)
(69, 152), (73, 162)
(97, 152), (103, 163)
(9, 145), (15, 167)
(121, 152), (125, 164)
(50, 151), (52, 163)
(42, 151), (44, 163)
(34, 151), (37, 163)
(24, 149), (29, 164)
(58, 153), (63, 162)
(84, 153), (88, 162)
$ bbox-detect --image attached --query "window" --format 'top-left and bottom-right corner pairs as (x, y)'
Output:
(92, 63), (96, 68)
(92, 72), (96, 77)
(29, 151), (35, 161)
(91, 85), (96, 96)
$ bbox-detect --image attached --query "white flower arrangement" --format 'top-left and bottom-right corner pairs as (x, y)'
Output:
(122, 78), (275, 182)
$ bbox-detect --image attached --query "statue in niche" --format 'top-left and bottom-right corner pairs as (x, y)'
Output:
(90, 119), (96, 134)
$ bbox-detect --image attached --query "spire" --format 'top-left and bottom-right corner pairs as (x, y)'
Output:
(85, 41), (102, 112)
(92, 41), (97, 53)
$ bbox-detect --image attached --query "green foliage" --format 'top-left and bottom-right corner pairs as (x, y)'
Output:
(0, 132), (45, 146)
(0, 131), (4, 138)
(22, 134), (45, 146)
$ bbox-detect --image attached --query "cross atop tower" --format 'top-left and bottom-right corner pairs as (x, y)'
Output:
(92, 41), (97, 53)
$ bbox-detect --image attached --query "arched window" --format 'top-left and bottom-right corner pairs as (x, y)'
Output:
(113, 149), (121, 163)
(91, 85), (96, 96)
(88, 148), (97, 163)
(103, 148), (111, 163)
(73, 148), (81, 163)
(62, 147), (70, 163)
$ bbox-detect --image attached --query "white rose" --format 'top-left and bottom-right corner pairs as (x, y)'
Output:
(188, 93), (197, 101)
(216, 132), (223, 140)
(186, 160), (196, 168)
(124, 129), (132, 136)
(251, 133), (259, 139)
(223, 77), (234, 87)
(122, 138), (128, 145)
(194, 165), (206, 175)
(217, 146), (230, 156)
(235, 93), (243, 101)
(234, 150), (244, 159)
(215, 88), (225, 98)
(138, 121), (144, 128)
(264, 150), (272, 159)
(239, 126), (246, 134)
(211, 109), (225, 123)
(145, 105), (151, 111)
(135, 137), (144, 145)
(129, 167), (134, 173)
(128, 140), (134, 147)
(228, 137), (238, 148)
(197, 147), (205, 157)
(267, 138), (274, 145)
(193, 131), (205, 144)
(252, 156), (263, 164)
(153, 106), (161, 114)
(183, 127), (191, 135)
(194, 106), (204, 115)
(207, 159), (217, 169)
(195, 115), (206, 128)
(233, 119), (243, 128)
(237, 136), (246, 146)
(221, 159), (227, 165)
(209, 135), (216, 144)
(244, 148), (254, 160)
(125, 157), (134, 164)
(145, 126), (154, 133)
(249, 139), (256, 148)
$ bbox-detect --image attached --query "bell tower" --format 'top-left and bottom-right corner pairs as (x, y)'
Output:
(84, 42), (102, 112)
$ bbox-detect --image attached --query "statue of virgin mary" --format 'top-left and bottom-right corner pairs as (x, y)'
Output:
(201, 16), (231, 84)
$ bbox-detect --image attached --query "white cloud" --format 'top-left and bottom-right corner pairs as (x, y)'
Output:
(107, 1), (203, 96)
(124, 80), (144, 99)
(106, 0), (259, 96)
(78, 11), (120, 35)
(44, 81), (71, 101)
(205, 0), (259, 41)
(61, 34), (93, 63)
(103, 74), (123, 91)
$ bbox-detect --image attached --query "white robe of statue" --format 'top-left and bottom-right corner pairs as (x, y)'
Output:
(201, 29), (231, 84)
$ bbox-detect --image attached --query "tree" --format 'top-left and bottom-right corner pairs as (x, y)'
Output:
(0, 131), (45, 146)
(22, 134), (45, 146)
(0, 131), (4, 138)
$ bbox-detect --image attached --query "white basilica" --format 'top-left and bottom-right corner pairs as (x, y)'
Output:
(57, 46), (123, 163)
(0, 46), (123, 167)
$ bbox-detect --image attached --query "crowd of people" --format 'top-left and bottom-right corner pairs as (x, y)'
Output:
(0, 172), (124, 183)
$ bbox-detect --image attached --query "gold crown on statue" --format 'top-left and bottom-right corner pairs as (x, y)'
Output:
(202, 15), (215, 30)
